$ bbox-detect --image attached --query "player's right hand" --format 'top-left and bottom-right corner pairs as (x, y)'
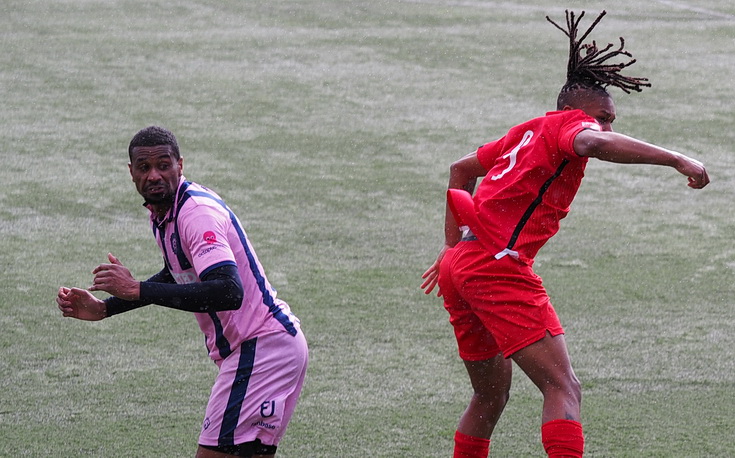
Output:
(421, 245), (450, 297)
(90, 253), (140, 301)
(56, 287), (106, 321)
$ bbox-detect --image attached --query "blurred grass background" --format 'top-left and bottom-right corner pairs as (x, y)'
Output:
(1, 0), (733, 456)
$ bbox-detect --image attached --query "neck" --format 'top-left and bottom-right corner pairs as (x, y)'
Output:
(147, 202), (173, 220)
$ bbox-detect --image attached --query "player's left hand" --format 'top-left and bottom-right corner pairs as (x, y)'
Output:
(56, 286), (106, 321)
(675, 154), (709, 189)
(90, 253), (141, 301)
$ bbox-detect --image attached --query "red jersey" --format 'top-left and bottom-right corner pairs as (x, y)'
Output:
(449, 109), (601, 266)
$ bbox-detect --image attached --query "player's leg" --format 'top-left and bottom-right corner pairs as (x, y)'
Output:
(455, 354), (512, 451)
(440, 244), (509, 457)
(448, 248), (583, 456)
(451, 357), (511, 458)
(456, 252), (582, 456)
(452, 355), (511, 458)
(511, 332), (580, 422)
(511, 332), (584, 457)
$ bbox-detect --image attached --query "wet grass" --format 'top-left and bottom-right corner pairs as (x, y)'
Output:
(1, 0), (734, 456)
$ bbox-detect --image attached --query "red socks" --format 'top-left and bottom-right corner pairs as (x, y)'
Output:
(453, 431), (490, 458)
(453, 420), (582, 457)
(541, 419), (584, 457)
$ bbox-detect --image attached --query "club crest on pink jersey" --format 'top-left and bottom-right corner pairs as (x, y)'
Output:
(170, 233), (180, 255)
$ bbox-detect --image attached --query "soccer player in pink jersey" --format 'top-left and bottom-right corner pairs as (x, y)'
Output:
(421, 11), (709, 458)
(56, 126), (308, 458)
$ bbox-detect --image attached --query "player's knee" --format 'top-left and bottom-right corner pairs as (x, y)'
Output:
(497, 386), (511, 409)
(569, 373), (582, 403)
(541, 371), (581, 404)
(553, 371), (582, 407)
(474, 382), (511, 409)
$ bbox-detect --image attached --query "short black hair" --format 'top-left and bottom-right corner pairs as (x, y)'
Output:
(128, 126), (180, 161)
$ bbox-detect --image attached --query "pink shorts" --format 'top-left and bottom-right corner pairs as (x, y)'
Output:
(439, 241), (564, 360)
(198, 329), (308, 448)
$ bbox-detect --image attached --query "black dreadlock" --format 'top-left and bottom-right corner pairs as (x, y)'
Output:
(547, 10), (651, 102)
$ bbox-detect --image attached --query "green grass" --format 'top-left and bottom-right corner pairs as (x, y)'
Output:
(2, 1), (734, 456)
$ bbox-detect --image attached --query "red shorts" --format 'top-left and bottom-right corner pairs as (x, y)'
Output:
(439, 241), (564, 360)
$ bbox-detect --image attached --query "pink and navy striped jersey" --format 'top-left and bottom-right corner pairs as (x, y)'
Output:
(149, 177), (300, 362)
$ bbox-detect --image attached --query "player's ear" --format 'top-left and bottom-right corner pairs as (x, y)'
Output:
(128, 162), (133, 179)
(178, 157), (184, 175)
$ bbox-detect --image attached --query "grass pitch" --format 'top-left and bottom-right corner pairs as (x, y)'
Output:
(1, 1), (734, 456)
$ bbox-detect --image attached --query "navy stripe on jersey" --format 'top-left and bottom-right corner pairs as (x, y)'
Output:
(184, 188), (299, 337)
(156, 225), (174, 272)
(218, 337), (257, 445)
(503, 159), (570, 253)
(151, 181), (193, 272)
(175, 180), (192, 206)
(171, 188), (194, 271)
(208, 311), (234, 360)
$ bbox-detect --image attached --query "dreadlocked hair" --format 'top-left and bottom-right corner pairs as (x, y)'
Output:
(547, 10), (651, 105)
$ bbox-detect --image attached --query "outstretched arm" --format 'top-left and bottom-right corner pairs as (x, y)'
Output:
(56, 262), (174, 320)
(573, 130), (709, 189)
(421, 152), (488, 296)
(90, 253), (244, 315)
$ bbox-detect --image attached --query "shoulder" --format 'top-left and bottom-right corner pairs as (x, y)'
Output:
(177, 183), (230, 221)
(544, 109), (598, 128)
(182, 182), (226, 208)
(541, 111), (600, 157)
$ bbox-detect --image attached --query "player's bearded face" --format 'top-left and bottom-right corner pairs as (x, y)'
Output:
(129, 145), (183, 207)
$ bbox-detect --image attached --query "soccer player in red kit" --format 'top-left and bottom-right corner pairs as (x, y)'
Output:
(421, 11), (709, 457)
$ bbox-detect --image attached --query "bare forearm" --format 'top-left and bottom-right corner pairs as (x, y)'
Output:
(443, 204), (463, 247)
(576, 130), (680, 165)
(574, 130), (709, 189)
(444, 153), (486, 246)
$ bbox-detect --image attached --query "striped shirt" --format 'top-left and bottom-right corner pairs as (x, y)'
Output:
(149, 178), (300, 362)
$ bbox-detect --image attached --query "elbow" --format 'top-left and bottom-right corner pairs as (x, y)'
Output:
(449, 159), (482, 190)
(208, 278), (244, 312)
(232, 289), (244, 310)
(449, 157), (476, 176)
(449, 159), (464, 178)
(224, 282), (244, 311)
